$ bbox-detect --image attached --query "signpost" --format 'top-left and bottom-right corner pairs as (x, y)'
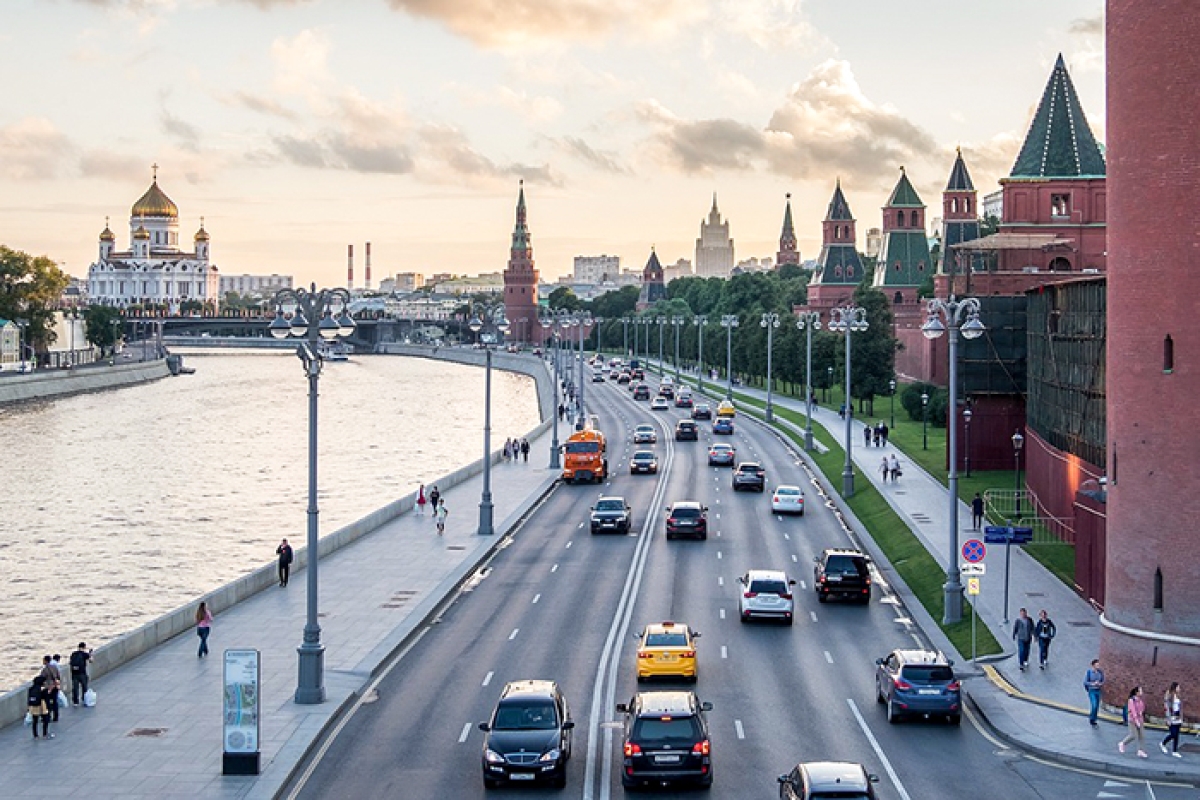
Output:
(222, 649), (261, 775)
(967, 577), (981, 661)
(960, 539), (988, 663)
(984, 524), (1033, 624)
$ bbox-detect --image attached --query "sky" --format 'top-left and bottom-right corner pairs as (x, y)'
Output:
(0, 0), (1106, 287)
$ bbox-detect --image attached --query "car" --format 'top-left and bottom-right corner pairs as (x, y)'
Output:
(712, 418), (735, 435)
(875, 649), (962, 725)
(479, 680), (575, 788)
(732, 462), (766, 492)
(633, 384), (651, 400)
(778, 762), (880, 799)
(616, 691), (713, 790)
(610, 369), (621, 380)
(771, 485), (805, 515)
(738, 570), (796, 624)
(630, 451), (659, 474)
(633, 424), (657, 444)
(674, 420), (699, 441)
(592, 372), (605, 383)
(657, 385), (675, 400)
(631, 368), (645, 380)
(813, 548), (872, 604)
(675, 394), (694, 408)
(665, 501), (708, 539)
(661, 376), (674, 386)
(707, 443), (736, 467)
(691, 403), (713, 420)
(618, 372), (632, 384)
(635, 621), (700, 681)
(650, 396), (671, 411)
(716, 400), (736, 418)
(590, 496), (632, 534)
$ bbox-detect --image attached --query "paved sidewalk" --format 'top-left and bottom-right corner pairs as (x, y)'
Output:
(0, 429), (559, 800)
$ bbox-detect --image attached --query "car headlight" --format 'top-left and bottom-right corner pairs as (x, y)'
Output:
(485, 749), (506, 764)
(539, 748), (562, 762)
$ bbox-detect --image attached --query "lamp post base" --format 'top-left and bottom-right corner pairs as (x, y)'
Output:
(805, 429), (814, 452)
(765, 403), (774, 423)
(479, 497), (495, 536)
(295, 644), (326, 705)
(942, 580), (964, 625)
(842, 468), (854, 498)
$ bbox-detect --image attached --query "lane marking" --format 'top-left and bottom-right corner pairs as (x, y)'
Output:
(509, 628), (520, 640)
(566, 541), (573, 549)
(810, 612), (818, 623)
(721, 646), (728, 659)
(718, 576), (724, 587)
(847, 698), (912, 800)
(784, 533), (790, 540)
(577, 522), (584, 529)
(482, 671), (494, 686)
(791, 554), (798, 563)
(459, 722), (472, 743)
(551, 563), (559, 573)
(532, 594), (541, 605)
(717, 551), (723, 560)
(800, 580), (807, 590)
(734, 719), (745, 740)
(719, 609), (726, 619)
(824, 651), (833, 664)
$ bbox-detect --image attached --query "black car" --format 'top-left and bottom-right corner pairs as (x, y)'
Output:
(875, 649), (962, 724)
(616, 691), (713, 790)
(692, 404), (713, 420)
(666, 501), (707, 540)
(591, 496), (632, 534)
(675, 420), (699, 441)
(813, 549), (872, 604)
(732, 462), (765, 492)
(633, 384), (651, 400)
(630, 451), (659, 475)
(779, 761), (879, 799)
(479, 680), (574, 788)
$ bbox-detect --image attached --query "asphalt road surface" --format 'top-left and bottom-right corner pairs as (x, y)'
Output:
(286, 373), (1193, 800)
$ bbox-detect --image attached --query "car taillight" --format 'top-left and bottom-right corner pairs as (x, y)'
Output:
(743, 592), (757, 599)
(667, 518), (677, 526)
(947, 680), (961, 691)
(894, 679), (913, 691)
(680, 650), (695, 658)
(624, 742), (641, 756)
(692, 739), (711, 756)
(780, 592), (793, 600)
(637, 652), (653, 658)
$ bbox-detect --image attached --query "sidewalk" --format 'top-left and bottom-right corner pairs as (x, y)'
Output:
(656, 363), (1200, 785)
(0, 429), (559, 799)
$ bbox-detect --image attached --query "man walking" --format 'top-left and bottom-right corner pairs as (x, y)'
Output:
(520, 438), (530, 463)
(69, 642), (92, 707)
(1012, 608), (1034, 671)
(863, 425), (871, 448)
(435, 498), (448, 536)
(1084, 659), (1105, 726)
(276, 538), (294, 587)
(1034, 609), (1056, 669)
(428, 485), (440, 517)
(971, 493), (985, 531)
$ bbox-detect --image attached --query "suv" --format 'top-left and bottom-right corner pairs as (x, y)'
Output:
(675, 420), (699, 441)
(691, 404), (713, 420)
(738, 570), (796, 624)
(633, 384), (651, 400)
(665, 501), (708, 540)
(778, 762), (879, 799)
(616, 691), (713, 790)
(875, 649), (962, 725)
(732, 462), (765, 492)
(813, 549), (872, 604)
(658, 384), (675, 400)
(479, 680), (574, 788)
(590, 496), (632, 534)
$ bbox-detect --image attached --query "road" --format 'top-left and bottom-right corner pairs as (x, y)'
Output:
(287, 371), (1191, 800)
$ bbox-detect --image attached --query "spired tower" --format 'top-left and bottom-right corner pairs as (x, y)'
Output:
(940, 148), (981, 277)
(503, 181), (540, 343)
(872, 167), (931, 308)
(775, 193), (800, 269)
(636, 248), (666, 311)
(695, 194), (735, 278)
(806, 180), (863, 309)
(1101, 0), (1200, 700)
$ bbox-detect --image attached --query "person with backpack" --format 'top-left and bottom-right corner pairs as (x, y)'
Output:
(1034, 609), (1057, 669)
(69, 643), (92, 707)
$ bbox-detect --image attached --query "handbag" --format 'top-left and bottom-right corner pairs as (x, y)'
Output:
(58, 690), (69, 708)
(83, 688), (97, 707)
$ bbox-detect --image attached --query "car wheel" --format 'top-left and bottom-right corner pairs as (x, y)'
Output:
(554, 771), (568, 789)
(948, 714), (962, 726)
(887, 700), (901, 724)
(484, 778), (500, 790)
(817, 592), (828, 603)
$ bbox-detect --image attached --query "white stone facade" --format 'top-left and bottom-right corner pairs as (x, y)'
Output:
(695, 196), (735, 278)
(573, 254), (621, 284)
(220, 274), (293, 296)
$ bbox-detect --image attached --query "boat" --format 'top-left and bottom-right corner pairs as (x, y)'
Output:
(320, 342), (352, 362)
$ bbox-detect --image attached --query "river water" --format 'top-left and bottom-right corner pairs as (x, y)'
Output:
(0, 351), (540, 694)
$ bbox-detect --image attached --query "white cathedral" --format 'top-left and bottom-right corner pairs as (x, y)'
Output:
(88, 168), (220, 313)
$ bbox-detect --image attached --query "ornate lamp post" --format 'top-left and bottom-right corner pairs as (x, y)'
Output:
(825, 365), (833, 404)
(761, 312), (780, 422)
(694, 315), (708, 394)
(268, 284), (356, 704)
(468, 303), (510, 536)
(1012, 430), (1025, 518)
(540, 312), (564, 470)
(828, 305), (868, 498)
(888, 378), (897, 429)
(621, 317), (630, 359)
(796, 311), (821, 451)
(921, 392), (930, 449)
(671, 316), (684, 382)
(655, 317), (666, 374)
(641, 317), (652, 365)
(963, 407), (973, 478)
(720, 314), (739, 399)
(921, 294), (986, 626)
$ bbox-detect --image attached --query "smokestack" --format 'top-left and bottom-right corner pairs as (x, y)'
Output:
(347, 244), (354, 291)
(365, 242), (372, 290)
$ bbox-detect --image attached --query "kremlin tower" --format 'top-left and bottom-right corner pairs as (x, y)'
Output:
(503, 181), (540, 343)
(775, 194), (799, 269)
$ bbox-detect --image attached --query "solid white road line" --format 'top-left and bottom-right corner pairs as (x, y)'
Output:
(459, 722), (472, 743)
(532, 594), (541, 604)
(734, 719), (745, 740)
(824, 651), (834, 664)
(509, 628), (519, 640)
(482, 671), (494, 686)
(847, 698), (912, 800)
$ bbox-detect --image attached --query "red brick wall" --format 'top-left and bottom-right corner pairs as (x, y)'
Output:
(1100, 0), (1200, 710)
(1024, 429), (1104, 541)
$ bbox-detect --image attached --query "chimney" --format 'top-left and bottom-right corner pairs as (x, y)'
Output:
(365, 242), (372, 290)
(347, 244), (354, 291)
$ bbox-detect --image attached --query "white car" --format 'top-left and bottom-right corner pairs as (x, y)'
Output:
(771, 485), (806, 516)
(738, 569), (796, 624)
(650, 396), (670, 411)
(633, 424), (657, 444)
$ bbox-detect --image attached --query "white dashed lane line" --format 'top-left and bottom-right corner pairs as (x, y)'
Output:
(721, 646), (728, 659)
(566, 541), (573, 549)
(482, 671), (494, 686)
(509, 628), (520, 640)
(784, 533), (790, 540)
(718, 576), (724, 587)
(717, 551), (722, 560)
(459, 722), (472, 743)
(824, 651), (834, 664)
(532, 594), (541, 604)
(719, 609), (726, 620)
(799, 580), (807, 590)
(734, 720), (745, 740)
(810, 612), (818, 623)
(577, 522), (584, 529)
(551, 564), (559, 573)
(791, 554), (798, 563)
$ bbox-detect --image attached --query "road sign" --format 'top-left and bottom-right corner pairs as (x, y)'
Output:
(967, 578), (980, 596)
(961, 563), (986, 576)
(984, 525), (1034, 545)
(962, 539), (986, 563)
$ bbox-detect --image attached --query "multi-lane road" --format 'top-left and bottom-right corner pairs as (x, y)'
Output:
(286, 373), (1187, 800)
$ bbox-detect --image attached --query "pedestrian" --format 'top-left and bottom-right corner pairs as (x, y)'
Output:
(435, 498), (448, 536)
(888, 453), (901, 482)
(1034, 609), (1056, 669)
(195, 601), (213, 658)
(69, 642), (91, 706)
(1012, 608), (1034, 670)
(880, 422), (889, 447)
(1084, 659), (1105, 726)
(429, 485), (440, 517)
(558, 403), (565, 421)
(417, 483), (427, 516)
(863, 425), (871, 448)
(880, 456), (890, 484)
(971, 493), (985, 531)
(839, 403), (846, 419)
(276, 538), (294, 587)
(873, 423), (882, 447)
(520, 438), (530, 462)
(42, 673), (59, 732)
(1118, 686), (1148, 758)
(40, 656), (61, 722)
(1161, 682), (1184, 757)
(27, 675), (50, 740)
(51, 654), (65, 709)
(502, 439), (511, 462)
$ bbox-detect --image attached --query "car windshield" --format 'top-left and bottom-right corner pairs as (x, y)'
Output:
(738, 464), (761, 473)
(596, 500), (625, 511)
(712, 446), (731, 453)
(494, 701), (558, 730)
(632, 717), (702, 745)
(901, 665), (955, 683)
(636, 426), (653, 433)
(808, 792), (871, 799)
(634, 453), (654, 461)
(749, 579), (788, 595)
(565, 442), (599, 454)
(825, 556), (868, 576)
(671, 507), (700, 518)
(645, 632), (689, 647)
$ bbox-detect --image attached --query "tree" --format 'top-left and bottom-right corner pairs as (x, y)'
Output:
(84, 305), (123, 354)
(587, 285), (639, 320)
(0, 245), (70, 351)
(548, 286), (583, 311)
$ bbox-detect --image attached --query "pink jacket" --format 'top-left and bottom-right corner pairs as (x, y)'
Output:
(1127, 695), (1145, 727)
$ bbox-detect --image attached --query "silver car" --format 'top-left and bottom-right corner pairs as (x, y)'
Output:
(737, 569), (796, 625)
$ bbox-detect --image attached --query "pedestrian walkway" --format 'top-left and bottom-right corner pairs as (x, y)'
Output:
(652, 363), (1200, 784)
(0, 429), (559, 799)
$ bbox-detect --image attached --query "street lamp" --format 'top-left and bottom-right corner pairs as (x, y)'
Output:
(621, 317), (630, 359)
(828, 305), (868, 498)
(576, 312), (592, 427)
(656, 317), (666, 375)
(720, 314), (739, 399)
(922, 293), (986, 626)
(468, 303), (510, 537)
(825, 365), (833, 404)
(540, 312), (564, 470)
(671, 316), (684, 383)
(921, 392), (929, 449)
(268, 283), (356, 704)
(641, 317), (652, 366)
(761, 312), (780, 422)
(1012, 429), (1025, 518)
(694, 315), (708, 394)
(963, 407), (973, 478)
(796, 311), (821, 451)
(888, 378), (897, 429)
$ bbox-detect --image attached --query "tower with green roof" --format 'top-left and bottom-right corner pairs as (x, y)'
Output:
(806, 180), (865, 309)
(873, 167), (931, 307)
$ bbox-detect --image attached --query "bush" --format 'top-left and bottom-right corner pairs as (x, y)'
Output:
(901, 383), (947, 427)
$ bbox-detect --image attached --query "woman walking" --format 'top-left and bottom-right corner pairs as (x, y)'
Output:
(1161, 682), (1184, 758)
(435, 499), (448, 536)
(1118, 686), (1148, 758)
(416, 484), (427, 516)
(196, 601), (213, 658)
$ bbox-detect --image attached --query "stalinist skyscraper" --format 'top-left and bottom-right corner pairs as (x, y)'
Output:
(695, 194), (735, 278)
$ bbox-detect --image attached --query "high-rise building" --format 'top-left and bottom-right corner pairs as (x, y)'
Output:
(503, 181), (540, 343)
(695, 194), (735, 278)
(663, 258), (692, 283)
(573, 255), (620, 284)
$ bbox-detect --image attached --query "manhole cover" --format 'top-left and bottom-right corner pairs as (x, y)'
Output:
(128, 728), (167, 738)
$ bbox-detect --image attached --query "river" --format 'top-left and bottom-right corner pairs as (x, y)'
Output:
(0, 351), (540, 693)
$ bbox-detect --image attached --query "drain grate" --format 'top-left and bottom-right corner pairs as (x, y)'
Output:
(128, 727), (167, 738)
(447, 545), (466, 551)
(1067, 620), (1095, 627)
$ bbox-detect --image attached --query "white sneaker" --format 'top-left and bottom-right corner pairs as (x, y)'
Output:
(1161, 743), (1169, 754)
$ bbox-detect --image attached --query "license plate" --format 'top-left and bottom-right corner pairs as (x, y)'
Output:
(918, 689), (940, 695)
(655, 755), (681, 764)
(827, 575), (842, 582)
(509, 773), (535, 780)
(661, 654), (676, 661)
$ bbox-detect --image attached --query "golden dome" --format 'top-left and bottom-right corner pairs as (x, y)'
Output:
(99, 226), (115, 242)
(133, 225), (150, 240)
(131, 179), (178, 218)
(194, 226), (209, 242)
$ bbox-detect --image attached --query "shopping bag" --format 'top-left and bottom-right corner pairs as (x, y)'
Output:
(83, 688), (97, 707)
(24, 711), (32, 725)
(58, 690), (69, 708)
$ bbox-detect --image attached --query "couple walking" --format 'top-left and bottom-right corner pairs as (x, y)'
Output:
(1011, 608), (1056, 670)
(879, 454), (901, 483)
(417, 484), (448, 535)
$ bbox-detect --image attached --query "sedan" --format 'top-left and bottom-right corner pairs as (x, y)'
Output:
(635, 621), (700, 681)
(650, 396), (671, 411)
(479, 680), (574, 789)
(630, 451), (659, 475)
(771, 485), (805, 515)
(707, 443), (736, 467)
(633, 424), (657, 444)
(691, 404), (713, 420)
(712, 418), (735, 435)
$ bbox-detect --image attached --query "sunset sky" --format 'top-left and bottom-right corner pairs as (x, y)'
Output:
(1, 0), (1105, 286)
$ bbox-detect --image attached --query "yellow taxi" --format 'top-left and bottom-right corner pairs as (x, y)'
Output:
(635, 621), (700, 682)
(716, 400), (736, 419)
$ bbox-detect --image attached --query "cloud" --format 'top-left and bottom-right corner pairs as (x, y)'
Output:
(1068, 14), (1103, 36)
(418, 124), (564, 186)
(550, 136), (629, 174)
(716, 0), (820, 50)
(80, 150), (147, 180)
(270, 29), (332, 99)
(161, 109), (201, 148)
(226, 91), (300, 120)
(637, 100), (766, 172)
(0, 118), (74, 180)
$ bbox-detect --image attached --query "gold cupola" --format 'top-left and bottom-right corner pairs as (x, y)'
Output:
(99, 217), (115, 242)
(194, 217), (209, 242)
(131, 166), (179, 218)
(133, 225), (150, 240)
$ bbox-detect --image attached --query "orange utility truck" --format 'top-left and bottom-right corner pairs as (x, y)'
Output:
(561, 427), (608, 484)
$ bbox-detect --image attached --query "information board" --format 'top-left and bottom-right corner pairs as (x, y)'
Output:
(223, 649), (260, 755)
